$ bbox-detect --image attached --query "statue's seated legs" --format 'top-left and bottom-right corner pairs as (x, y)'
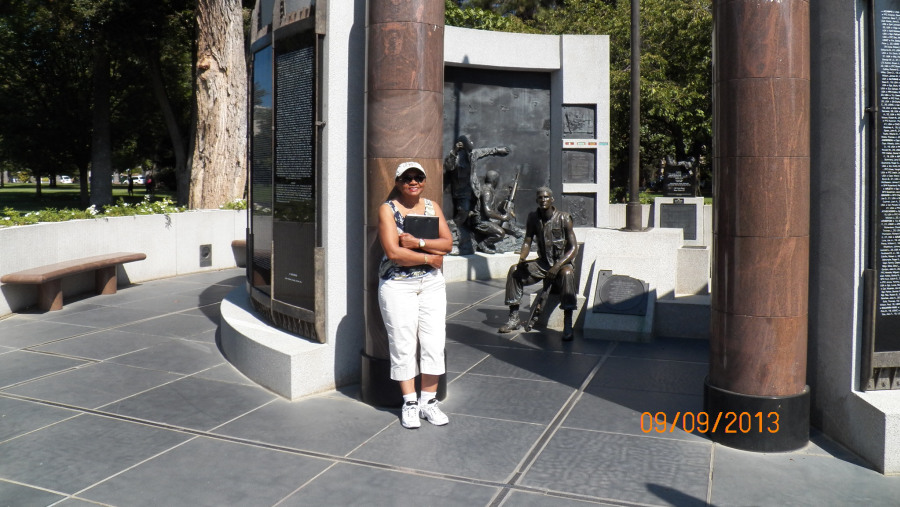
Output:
(499, 262), (576, 340)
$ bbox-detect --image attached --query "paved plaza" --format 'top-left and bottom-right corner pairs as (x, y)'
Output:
(1, 268), (899, 506)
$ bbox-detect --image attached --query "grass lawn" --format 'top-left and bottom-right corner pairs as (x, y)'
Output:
(0, 183), (176, 213)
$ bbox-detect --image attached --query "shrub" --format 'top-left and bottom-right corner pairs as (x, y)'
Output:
(0, 195), (194, 228)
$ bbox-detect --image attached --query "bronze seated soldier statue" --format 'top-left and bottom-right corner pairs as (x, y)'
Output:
(498, 187), (578, 341)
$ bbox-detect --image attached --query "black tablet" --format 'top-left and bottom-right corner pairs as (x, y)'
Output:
(404, 215), (439, 239)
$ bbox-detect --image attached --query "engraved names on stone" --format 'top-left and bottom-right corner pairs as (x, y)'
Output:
(878, 9), (900, 316)
(275, 46), (315, 209)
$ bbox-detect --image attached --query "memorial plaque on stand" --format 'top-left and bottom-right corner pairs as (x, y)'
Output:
(662, 166), (695, 197)
(654, 196), (705, 247)
(593, 271), (649, 316)
(660, 202), (697, 241)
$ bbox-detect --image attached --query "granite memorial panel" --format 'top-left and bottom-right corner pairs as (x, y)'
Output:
(443, 66), (551, 224)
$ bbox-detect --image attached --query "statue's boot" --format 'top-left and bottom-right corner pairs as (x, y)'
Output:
(476, 241), (497, 254)
(498, 306), (521, 333)
(562, 310), (574, 341)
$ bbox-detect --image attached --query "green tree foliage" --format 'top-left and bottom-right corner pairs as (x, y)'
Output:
(450, 0), (564, 20)
(444, 0), (536, 32)
(0, 0), (195, 206)
(0, 1), (93, 198)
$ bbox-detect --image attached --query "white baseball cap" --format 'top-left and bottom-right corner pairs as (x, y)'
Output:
(395, 161), (426, 179)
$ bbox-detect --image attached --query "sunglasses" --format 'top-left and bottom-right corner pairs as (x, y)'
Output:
(399, 174), (425, 184)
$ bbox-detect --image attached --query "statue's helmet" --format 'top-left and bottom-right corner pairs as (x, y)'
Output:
(485, 170), (500, 186)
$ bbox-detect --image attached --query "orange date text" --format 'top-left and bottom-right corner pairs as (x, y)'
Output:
(639, 411), (780, 434)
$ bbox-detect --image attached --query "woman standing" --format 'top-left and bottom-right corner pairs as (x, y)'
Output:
(378, 161), (453, 429)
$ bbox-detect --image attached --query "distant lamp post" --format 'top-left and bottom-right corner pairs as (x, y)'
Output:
(625, 0), (642, 231)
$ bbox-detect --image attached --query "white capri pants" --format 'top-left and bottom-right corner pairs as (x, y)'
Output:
(378, 270), (447, 381)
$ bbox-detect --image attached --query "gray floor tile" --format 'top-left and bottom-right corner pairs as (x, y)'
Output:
(0, 413), (190, 494)
(803, 427), (870, 465)
(350, 414), (545, 483)
(710, 444), (900, 505)
(445, 278), (505, 304)
(444, 374), (575, 424)
(94, 284), (186, 306)
(0, 351), (86, 390)
(117, 313), (218, 339)
(215, 397), (396, 455)
(181, 327), (218, 343)
(0, 480), (66, 506)
(6, 362), (180, 409)
(178, 303), (222, 322)
(40, 305), (161, 329)
(0, 397), (78, 442)
(446, 321), (541, 351)
(0, 320), (96, 349)
(108, 338), (224, 375)
(467, 347), (601, 387)
(9, 302), (105, 321)
(610, 337), (710, 363)
(101, 376), (275, 431)
(513, 330), (614, 355)
(79, 435), (330, 507)
(564, 386), (707, 442)
(522, 428), (711, 505)
(110, 293), (209, 314)
(30, 328), (171, 360)
(447, 301), (469, 316)
(281, 462), (500, 507)
(191, 362), (256, 386)
(0, 315), (32, 329)
(174, 283), (239, 305)
(590, 356), (708, 396)
(168, 269), (244, 286)
(452, 304), (516, 326)
(502, 490), (621, 506)
(446, 341), (491, 373)
(52, 498), (98, 506)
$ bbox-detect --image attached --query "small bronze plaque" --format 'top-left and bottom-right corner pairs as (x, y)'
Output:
(593, 271), (649, 316)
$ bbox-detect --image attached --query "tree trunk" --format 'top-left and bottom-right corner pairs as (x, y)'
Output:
(189, 0), (248, 209)
(146, 48), (189, 206)
(79, 165), (89, 207)
(89, 44), (114, 207)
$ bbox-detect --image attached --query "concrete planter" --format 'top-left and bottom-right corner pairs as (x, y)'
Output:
(0, 210), (247, 316)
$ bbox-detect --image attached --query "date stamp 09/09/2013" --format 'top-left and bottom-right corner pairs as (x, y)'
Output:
(640, 411), (780, 435)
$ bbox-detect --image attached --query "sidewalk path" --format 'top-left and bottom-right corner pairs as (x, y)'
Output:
(1, 268), (898, 506)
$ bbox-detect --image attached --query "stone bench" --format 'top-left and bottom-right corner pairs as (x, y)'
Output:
(0, 252), (146, 311)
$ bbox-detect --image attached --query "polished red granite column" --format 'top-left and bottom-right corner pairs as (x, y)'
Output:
(361, 0), (444, 406)
(707, 0), (810, 451)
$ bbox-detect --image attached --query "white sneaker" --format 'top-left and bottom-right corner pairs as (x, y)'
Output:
(419, 399), (449, 426)
(401, 401), (421, 429)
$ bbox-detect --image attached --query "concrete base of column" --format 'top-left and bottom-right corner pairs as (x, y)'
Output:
(360, 350), (447, 407)
(704, 378), (810, 452)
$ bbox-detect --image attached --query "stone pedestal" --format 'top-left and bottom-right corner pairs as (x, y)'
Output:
(578, 228), (682, 342)
(527, 293), (586, 331)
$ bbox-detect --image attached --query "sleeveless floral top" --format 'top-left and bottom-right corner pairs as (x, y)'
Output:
(379, 199), (436, 280)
